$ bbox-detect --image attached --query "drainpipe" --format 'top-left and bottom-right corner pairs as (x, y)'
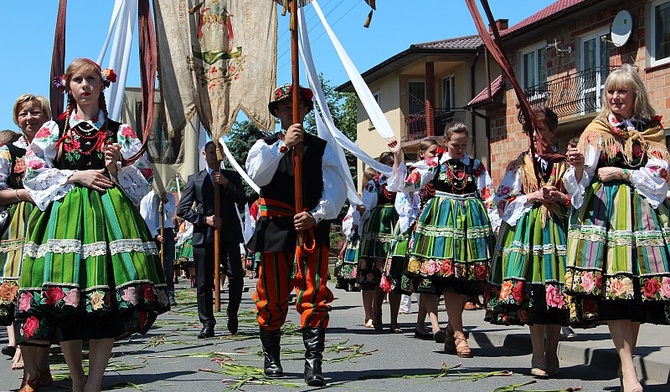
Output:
(470, 50), (480, 159)
(426, 62), (435, 137)
(469, 109), (492, 167)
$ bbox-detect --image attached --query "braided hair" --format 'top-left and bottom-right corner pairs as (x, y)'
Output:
(57, 58), (113, 160)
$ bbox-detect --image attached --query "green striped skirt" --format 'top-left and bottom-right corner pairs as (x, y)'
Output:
(485, 205), (569, 325)
(0, 200), (33, 325)
(176, 238), (193, 262)
(406, 191), (493, 295)
(356, 203), (398, 290)
(565, 180), (670, 326)
(381, 224), (411, 293)
(15, 186), (170, 343)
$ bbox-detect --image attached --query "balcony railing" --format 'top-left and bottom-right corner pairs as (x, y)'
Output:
(404, 108), (466, 141)
(522, 66), (613, 119)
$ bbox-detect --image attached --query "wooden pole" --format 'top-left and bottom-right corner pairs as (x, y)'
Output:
(214, 149), (222, 312)
(290, 0), (304, 245)
(158, 198), (165, 271)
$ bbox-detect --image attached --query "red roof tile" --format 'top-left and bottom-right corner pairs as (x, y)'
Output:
(467, 75), (503, 107)
(501, 0), (585, 36)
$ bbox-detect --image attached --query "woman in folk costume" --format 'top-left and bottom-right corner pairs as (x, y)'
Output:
(387, 122), (497, 358)
(387, 138), (444, 341)
(0, 96), (54, 391)
(14, 58), (169, 392)
(564, 64), (670, 392)
(334, 202), (365, 293)
(485, 106), (569, 378)
(356, 153), (401, 332)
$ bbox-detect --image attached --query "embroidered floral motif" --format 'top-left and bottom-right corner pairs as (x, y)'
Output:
(0, 281), (18, 302)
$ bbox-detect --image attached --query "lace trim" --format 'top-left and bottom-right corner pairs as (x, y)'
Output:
(109, 239), (158, 256)
(24, 239), (157, 258)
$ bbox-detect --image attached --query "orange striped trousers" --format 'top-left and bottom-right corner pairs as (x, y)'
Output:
(253, 244), (333, 330)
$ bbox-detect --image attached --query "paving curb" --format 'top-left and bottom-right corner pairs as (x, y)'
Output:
(469, 327), (669, 384)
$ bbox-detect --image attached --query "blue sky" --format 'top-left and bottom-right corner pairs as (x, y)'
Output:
(0, 0), (555, 129)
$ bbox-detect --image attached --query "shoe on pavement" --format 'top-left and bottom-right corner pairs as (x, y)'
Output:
(414, 329), (433, 340)
(198, 324), (215, 339)
(561, 326), (576, 339)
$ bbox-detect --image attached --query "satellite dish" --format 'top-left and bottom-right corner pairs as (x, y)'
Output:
(610, 10), (633, 47)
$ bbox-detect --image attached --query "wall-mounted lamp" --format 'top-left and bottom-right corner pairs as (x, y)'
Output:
(545, 38), (572, 56)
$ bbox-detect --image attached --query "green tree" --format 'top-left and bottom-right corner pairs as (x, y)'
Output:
(225, 120), (270, 199)
(304, 74), (358, 186)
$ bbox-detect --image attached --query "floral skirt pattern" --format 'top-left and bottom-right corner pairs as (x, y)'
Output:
(565, 180), (670, 326)
(15, 186), (171, 343)
(485, 206), (569, 326)
(0, 201), (33, 325)
(381, 225), (411, 294)
(356, 204), (398, 290)
(405, 192), (493, 295)
(334, 233), (359, 291)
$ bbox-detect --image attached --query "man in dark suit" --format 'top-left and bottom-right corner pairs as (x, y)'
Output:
(177, 141), (247, 338)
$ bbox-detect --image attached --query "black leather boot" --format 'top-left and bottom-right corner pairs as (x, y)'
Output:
(259, 328), (283, 377)
(226, 279), (243, 335)
(302, 327), (326, 386)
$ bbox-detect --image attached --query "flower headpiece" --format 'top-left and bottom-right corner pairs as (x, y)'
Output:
(53, 75), (67, 91)
(101, 68), (117, 87)
(268, 83), (314, 116)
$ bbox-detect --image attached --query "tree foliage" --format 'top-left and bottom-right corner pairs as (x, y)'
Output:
(225, 120), (271, 199)
(304, 74), (358, 185)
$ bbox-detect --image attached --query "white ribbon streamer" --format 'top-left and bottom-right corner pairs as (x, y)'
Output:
(97, 0), (137, 122)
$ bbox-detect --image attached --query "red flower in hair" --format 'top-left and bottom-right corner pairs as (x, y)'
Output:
(102, 68), (117, 84)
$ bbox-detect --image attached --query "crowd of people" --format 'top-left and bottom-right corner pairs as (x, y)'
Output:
(0, 62), (667, 392)
(333, 64), (669, 392)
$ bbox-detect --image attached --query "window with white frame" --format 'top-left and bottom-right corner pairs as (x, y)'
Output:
(652, 0), (670, 66)
(442, 76), (455, 110)
(521, 45), (547, 90)
(408, 81), (425, 115)
(579, 30), (610, 113)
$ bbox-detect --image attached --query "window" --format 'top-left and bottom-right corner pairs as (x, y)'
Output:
(442, 76), (455, 110)
(579, 31), (610, 113)
(652, 0), (670, 66)
(408, 81), (425, 115)
(521, 45), (546, 91)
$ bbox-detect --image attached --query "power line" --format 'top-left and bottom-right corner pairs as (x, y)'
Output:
(277, 0), (364, 74)
(277, 0), (338, 54)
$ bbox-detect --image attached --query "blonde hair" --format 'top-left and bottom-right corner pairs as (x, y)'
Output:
(0, 130), (21, 146)
(13, 94), (51, 126)
(363, 167), (377, 182)
(418, 138), (438, 156)
(599, 64), (655, 120)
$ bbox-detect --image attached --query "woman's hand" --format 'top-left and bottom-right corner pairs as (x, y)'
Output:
(547, 187), (570, 205)
(105, 143), (122, 178)
(17, 189), (34, 204)
(69, 169), (114, 191)
(566, 146), (585, 182)
(597, 167), (626, 183)
(388, 139), (401, 157)
(527, 187), (556, 205)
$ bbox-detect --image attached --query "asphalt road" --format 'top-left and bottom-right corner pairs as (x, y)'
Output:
(0, 279), (667, 391)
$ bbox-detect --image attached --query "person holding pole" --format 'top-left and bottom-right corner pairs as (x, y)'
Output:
(246, 83), (347, 386)
(140, 189), (178, 306)
(177, 141), (246, 338)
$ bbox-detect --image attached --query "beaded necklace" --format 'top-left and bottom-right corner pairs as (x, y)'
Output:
(443, 158), (469, 192)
